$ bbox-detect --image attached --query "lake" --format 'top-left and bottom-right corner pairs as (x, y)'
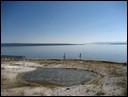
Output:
(1, 44), (127, 63)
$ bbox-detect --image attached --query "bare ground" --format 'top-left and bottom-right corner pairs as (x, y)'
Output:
(1, 59), (127, 96)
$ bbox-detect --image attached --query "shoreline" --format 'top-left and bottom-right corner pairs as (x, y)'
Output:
(2, 58), (127, 64)
(1, 55), (127, 64)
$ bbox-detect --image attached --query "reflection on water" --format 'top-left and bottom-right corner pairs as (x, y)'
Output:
(1, 44), (127, 62)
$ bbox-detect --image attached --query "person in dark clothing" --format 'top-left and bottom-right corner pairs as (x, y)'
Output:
(63, 53), (66, 60)
(79, 53), (81, 60)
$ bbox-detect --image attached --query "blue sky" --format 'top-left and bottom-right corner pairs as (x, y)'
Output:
(1, 1), (127, 43)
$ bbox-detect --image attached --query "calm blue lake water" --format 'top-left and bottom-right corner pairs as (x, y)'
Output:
(1, 44), (127, 62)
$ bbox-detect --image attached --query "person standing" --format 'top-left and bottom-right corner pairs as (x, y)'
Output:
(63, 53), (66, 60)
(79, 53), (81, 60)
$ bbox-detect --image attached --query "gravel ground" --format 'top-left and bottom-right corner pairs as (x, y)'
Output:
(1, 59), (127, 96)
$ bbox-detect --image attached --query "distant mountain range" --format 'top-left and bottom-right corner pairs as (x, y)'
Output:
(89, 42), (127, 45)
(1, 43), (84, 46)
(1, 42), (127, 46)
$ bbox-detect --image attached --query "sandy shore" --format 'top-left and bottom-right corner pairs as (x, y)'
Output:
(1, 59), (127, 96)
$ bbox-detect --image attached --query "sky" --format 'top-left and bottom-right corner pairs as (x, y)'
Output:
(1, 1), (127, 43)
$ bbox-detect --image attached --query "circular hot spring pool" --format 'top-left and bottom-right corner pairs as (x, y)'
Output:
(21, 68), (96, 86)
